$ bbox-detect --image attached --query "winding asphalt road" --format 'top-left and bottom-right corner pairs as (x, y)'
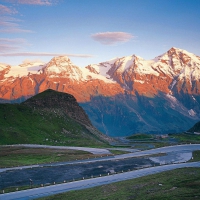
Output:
(2, 144), (112, 155)
(1, 144), (200, 173)
(1, 144), (200, 200)
(1, 162), (200, 200)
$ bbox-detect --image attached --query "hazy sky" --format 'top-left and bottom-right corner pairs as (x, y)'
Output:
(0, 0), (200, 66)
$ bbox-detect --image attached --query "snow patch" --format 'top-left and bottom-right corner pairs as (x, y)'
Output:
(188, 109), (196, 116)
(28, 77), (34, 85)
(4, 62), (44, 78)
(134, 80), (145, 84)
(0, 63), (9, 71)
(166, 94), (177, 102)
(81, 67), (115, 83)
(192, 95), (196, 101)
(122, 55), (135, 71)
(170, 80), (177, 90)
(135, 60), (159, 76)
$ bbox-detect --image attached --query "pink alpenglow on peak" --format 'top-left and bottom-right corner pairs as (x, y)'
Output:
(0, 47), (200, 102)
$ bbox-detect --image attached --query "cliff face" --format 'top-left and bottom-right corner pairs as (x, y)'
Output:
(1, 47), (200, 136)
(80, 93), (199, 136)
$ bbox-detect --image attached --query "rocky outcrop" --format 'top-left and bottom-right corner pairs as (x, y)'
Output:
(22, 89), (92, 127)
(0, 89), (113, 145)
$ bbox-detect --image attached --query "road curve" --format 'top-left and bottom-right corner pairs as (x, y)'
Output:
(1, 144), (200, 173)
(2, 144), (112, 155)
(1, 161), (200, 200)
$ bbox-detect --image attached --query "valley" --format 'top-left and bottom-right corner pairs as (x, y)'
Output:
(0, 146), (111, 168)
(1, 112), (200, 199)
(1, 144), (200, 199)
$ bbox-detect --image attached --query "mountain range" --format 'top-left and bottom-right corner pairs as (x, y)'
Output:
(1, 47), (200, 136)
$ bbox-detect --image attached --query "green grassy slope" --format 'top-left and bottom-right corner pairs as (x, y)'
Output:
(0, 146), (109, 168)
(39, 167), (200, 200)
(127, 133), (153, 140)
(0, 90), (109, 147)
(169, 133), (200, 143)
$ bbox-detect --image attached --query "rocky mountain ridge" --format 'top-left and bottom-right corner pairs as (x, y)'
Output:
(22, 89), (92, 127)
(1, 47), (200, 136)
(1, 47), (200, 101)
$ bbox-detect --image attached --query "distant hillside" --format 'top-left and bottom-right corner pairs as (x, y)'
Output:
(0, 89), (111, 147)
(188, 121), (200, 133)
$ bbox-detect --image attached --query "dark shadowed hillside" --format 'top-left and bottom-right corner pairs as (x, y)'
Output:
(22, 89), (92, 127)
(0, 89), (111, 147)
(188, 121), (200, 133)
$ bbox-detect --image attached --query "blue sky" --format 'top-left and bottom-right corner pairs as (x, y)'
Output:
(0, 0), (200, 66)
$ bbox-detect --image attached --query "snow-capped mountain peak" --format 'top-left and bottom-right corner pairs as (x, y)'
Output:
(151, 47), (200, 81)
(43, 56), (84, 80)
(1, 61), (44, 79)
(43, 55), (115, 83)
(86, 54), (143, 77)
(0, 63), (9, 70)
(81, 48), (200, 94)
(1, 47), (200, 100)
